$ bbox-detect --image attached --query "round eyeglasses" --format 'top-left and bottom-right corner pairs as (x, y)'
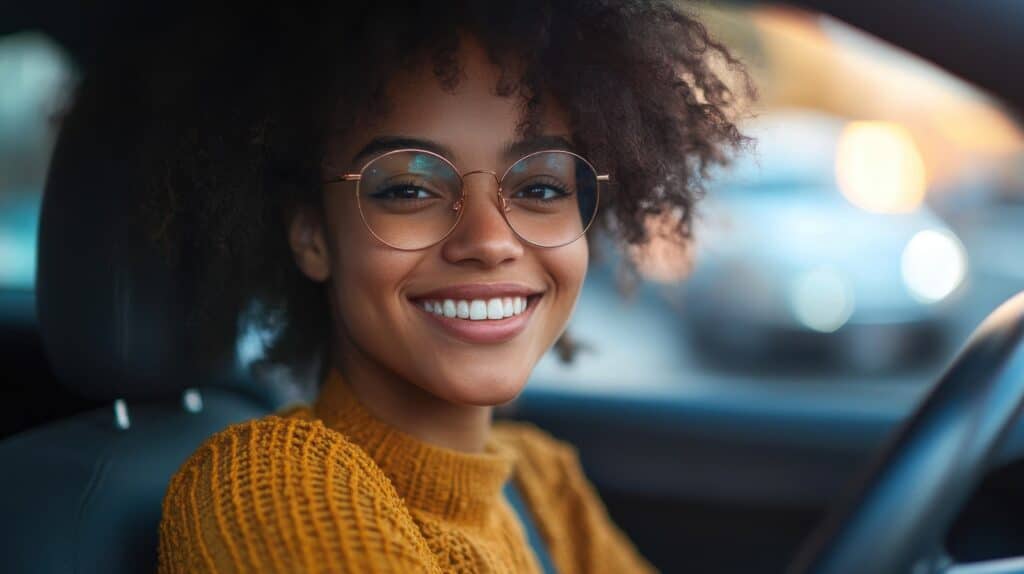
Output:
(322, 148), (607, 250)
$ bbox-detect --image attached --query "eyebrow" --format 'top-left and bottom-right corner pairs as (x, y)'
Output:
(350, 134), (577, 167)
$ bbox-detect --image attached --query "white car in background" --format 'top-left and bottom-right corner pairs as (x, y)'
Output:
(679, 111), (969, 372)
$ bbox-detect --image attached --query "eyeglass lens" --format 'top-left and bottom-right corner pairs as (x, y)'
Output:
(355, 150), (599, 249)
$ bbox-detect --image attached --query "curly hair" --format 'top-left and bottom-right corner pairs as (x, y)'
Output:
(136, 0), (753, 378)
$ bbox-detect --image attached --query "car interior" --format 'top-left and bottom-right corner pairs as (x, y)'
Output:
(1, 1), (1023, 573)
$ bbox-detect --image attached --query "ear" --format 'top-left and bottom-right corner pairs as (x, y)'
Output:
(287, 205), (331, 282)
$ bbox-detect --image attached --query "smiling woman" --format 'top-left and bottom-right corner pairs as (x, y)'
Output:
(143, 1), (751, 572)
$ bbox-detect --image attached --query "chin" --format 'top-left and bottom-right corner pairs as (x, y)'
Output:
(424, 362), (529, 407)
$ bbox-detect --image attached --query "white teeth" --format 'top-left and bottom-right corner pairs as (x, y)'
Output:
(419, 295), (535, 320)
(469, 300), (488, 320)
(486, 298), (504, 320)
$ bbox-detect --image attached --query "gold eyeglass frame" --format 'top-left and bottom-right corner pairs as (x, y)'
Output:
(322, 147), (609, 251)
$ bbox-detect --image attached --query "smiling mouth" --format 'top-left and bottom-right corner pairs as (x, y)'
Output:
(413, 294), (543, 321)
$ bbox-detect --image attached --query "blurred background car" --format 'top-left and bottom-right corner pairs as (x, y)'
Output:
(679, 110), (969, 373)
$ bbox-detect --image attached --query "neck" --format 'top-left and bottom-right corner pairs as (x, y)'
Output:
(330, 337), (495, 454)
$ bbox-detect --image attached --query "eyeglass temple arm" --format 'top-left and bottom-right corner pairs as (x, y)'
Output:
(322, 174), (362, 184)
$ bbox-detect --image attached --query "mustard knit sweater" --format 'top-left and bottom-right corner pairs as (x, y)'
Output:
(157, 368), (657, 573)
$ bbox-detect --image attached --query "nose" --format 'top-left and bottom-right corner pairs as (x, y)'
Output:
(441, 171), (523, 268)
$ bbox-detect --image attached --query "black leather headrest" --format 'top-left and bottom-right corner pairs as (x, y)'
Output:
(34, 63), (205, 401)
(34, 48), (310, 409)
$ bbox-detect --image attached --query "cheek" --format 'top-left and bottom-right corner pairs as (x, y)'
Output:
(561, 240), (589, 295)
(543, 240), (589, 323)
(324, 199), (418, 337)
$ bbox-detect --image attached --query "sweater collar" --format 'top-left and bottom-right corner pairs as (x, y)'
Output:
(312, 367), (516, 523)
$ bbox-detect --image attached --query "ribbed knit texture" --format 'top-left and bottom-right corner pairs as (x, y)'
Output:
(158, 368), (657, 573)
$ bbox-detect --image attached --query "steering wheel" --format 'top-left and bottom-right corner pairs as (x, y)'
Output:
(787, 291), (1024, 574)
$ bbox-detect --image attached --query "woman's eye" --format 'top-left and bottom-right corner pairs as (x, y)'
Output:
(513, 185), (569, 201)
(371, 185), (436, 201)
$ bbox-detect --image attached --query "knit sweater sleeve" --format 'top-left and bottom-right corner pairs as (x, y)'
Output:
(157, 415), (441, 574)
(494, 421), (659, 574)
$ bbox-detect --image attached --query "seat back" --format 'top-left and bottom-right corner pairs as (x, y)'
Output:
(0, 390), (267, 573)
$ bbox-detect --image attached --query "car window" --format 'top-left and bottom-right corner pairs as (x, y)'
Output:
(0, 31), (74, 292)
(0, 31), (85, 439)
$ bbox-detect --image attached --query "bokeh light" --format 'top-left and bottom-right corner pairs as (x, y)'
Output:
(787, 266), (856, 333)
(836, 121), (928, 213)
(901, 228), (967, 303)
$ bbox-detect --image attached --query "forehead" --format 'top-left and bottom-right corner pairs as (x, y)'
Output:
(330, 35), (571, 167)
